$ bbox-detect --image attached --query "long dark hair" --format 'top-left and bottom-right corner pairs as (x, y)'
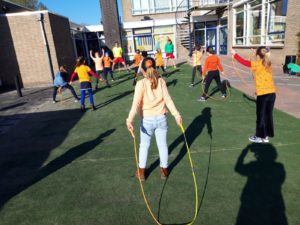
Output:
(75, 56), (85, 68)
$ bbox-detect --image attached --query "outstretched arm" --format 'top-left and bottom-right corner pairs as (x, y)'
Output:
(231, 49), (251, 67)
(70, 72), (77, 82)
(89, 70), (101, 79)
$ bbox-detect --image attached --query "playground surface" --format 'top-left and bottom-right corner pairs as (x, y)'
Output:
(0, 64), (300, 225)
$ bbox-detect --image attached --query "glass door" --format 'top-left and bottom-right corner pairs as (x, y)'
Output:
(219, 26), (228, 55)
(206, 28), (217, 52)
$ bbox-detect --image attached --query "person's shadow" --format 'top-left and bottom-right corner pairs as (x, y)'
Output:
(147, 107), (212, 177)
(235, 143), (288, 225)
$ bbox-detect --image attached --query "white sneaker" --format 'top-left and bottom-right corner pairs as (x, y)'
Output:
(221, 94), (226, 98)
(52, 100), (57, 104)
(262, 136), (269, 143)
(197, 96), (206, 102)
(74, 100), (78, 103)
(189, 84), (194, 88)
(249, 136), (263, 143)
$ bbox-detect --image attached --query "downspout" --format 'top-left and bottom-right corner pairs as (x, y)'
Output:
(37, 13), (54, 81)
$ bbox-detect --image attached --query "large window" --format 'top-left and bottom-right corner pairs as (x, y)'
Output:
(131, 0), (188, 15)
(233, 0), (287, 46)
(121, 26), (175, 59)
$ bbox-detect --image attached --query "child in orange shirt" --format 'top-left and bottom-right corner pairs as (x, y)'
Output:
(130, 49), (142, 85)
(103, 52), (115, 86)
(155, 48), (165, 73)
(231, 47), (276, 143)
(198, 47), (226, 101)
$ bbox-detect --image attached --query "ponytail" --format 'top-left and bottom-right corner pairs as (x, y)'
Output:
(145, 67), (160, 90)
(256, 47), (271, 70)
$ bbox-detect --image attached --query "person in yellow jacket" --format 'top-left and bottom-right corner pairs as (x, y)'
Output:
(155, 48), (165, 73)
(231, 47), (276, 143)
(190, 46), (203, 87)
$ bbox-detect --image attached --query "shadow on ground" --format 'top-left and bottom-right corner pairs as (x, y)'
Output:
(0, 109), (115, 209)
(235, 143), (288, 225)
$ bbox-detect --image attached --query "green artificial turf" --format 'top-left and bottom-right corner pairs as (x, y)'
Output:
(0, 64), (299, 225)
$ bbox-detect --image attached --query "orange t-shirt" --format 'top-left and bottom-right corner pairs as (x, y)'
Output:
(202, 55), (223, 76)
(251, 60), (276, 96)
(133, 54), (142, 66)
(103, 57), (112, 68)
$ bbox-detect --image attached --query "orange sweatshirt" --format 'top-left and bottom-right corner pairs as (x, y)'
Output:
(127, 78), (180, 123)
(202, 55), (224, 77)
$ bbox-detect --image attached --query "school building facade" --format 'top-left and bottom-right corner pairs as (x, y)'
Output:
(116, 0), (299, 65)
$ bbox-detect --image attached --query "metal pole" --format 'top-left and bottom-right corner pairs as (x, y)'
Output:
(188, 0), (192, 57)
(37, 13), (55, 81)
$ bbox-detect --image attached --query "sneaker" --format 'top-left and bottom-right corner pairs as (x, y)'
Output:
(249, 136), (263, 143)
(111, 79), (115, 82)
(262, 136), (269, 143)
(221, 94), (226, 98)
(189, 83), (194, 88)
(74, 99), (78, 103)
(52, 100), (57, 104)
(91, 105), (96, 111)
(174, 66), (177, 69)
(197, 96), (206, 102)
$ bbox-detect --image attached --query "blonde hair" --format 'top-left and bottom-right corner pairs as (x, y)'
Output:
(145, 67), (160, 90)
(256, 47), (271, 70)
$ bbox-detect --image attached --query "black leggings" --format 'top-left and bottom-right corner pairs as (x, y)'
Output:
(53, 84), (79, 101)
(256, 93), (276, 138)
(157, 66), (166, 73)
(202, 70), (225, 97)
(191, 65), (202, 84)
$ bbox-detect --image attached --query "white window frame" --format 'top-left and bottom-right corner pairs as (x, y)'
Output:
(233, 0), (285, 47)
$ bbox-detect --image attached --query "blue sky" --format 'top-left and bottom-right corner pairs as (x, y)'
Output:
(41, 0), (123, 25)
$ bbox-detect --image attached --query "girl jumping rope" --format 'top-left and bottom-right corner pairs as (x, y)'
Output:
(126, 58), (182, 181)
(198, 47), (226, 101)
(70, 56), (102, 112)
(231, 47), (276, 143)
(155, 48), (166, 73)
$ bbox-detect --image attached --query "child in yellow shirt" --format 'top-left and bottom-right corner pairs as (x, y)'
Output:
(231, 47), (276, 143)
(155, 48), (165, 73)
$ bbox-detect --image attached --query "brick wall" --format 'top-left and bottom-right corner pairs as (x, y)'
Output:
(0, 11), (75, 88)
(48, 13), (76, 75)
(283, 0), (300, 57)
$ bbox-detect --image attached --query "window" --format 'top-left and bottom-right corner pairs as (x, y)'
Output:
(154, 0), (170, 13)
(233, 0), (286, 46)
(131, 0), (188, 15)
(248, 4), (262, 44)
(235, 11), (245, 45)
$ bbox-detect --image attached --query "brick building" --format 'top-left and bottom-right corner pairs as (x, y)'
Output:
(118, 0), (299, 65)
(0, 0), (75, 89)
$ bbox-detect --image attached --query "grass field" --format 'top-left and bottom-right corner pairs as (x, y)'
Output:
(0, 64), (300, 225)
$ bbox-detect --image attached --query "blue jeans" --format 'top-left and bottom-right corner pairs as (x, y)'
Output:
(139, 115), (168, 168)
(80, 89), (94, 106)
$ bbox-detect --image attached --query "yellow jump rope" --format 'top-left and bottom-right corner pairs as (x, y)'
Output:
(129, 123), (199, 225)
